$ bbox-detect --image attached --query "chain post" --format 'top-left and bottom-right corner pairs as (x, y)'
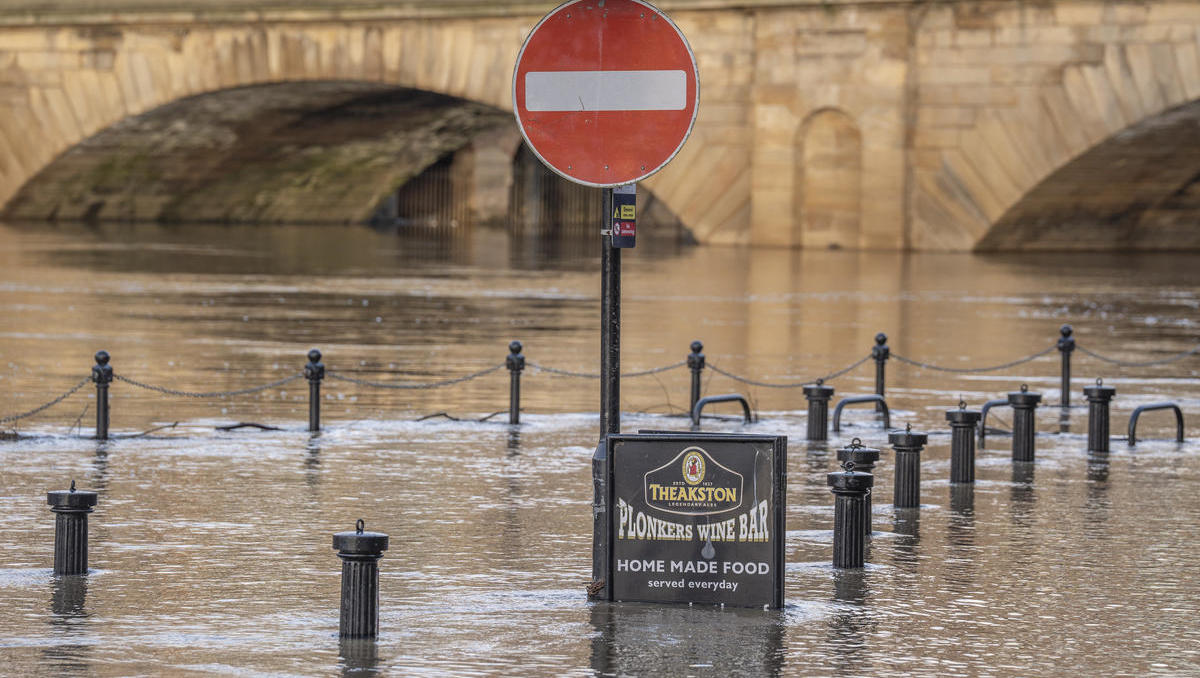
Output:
(1057, 324), (1074, 408)
(686, 340), (705, 414)
(872, 333), (889, 412)
(91, 351), (112, 440)
(506, 341), (525, 425)
(305, 349), (325, 432)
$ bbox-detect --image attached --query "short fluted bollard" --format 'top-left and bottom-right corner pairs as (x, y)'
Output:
(333, 519), (389, 638)
(1008, 384), (1042, 462)
(836, 439), (879, 536)
(804, 380), (834, 442)
(47, 480), (98, 575)
(305, 348), (325, 433)
(1083, 378), (1116, 453)
(889, 424), (928, 509)
(506, 340), (525, 425)
(946, 400), (982, 484)
(92, 351), (112, 440)
(828, 461), (873, 569)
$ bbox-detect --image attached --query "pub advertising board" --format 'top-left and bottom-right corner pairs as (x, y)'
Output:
(606, 433), (786, 608)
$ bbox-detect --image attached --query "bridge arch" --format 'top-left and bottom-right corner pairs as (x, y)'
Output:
(795, 107), (863, 250)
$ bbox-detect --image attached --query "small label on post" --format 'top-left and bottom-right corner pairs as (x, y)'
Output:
(612, 183), (636, 249)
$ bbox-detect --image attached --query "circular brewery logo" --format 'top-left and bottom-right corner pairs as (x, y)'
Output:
(682, 450), (705, 485)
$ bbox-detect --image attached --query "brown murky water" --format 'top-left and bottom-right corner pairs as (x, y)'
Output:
(1, 221), (1198, 676)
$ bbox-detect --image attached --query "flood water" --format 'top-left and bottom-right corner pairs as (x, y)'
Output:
(1, 221), (1198, 676)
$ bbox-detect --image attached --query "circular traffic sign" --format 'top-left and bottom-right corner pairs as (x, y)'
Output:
(512, 0), (700, 187)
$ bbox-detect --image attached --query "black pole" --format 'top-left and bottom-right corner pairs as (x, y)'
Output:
(873, 333), (889, 412)
(47, 480), (98, 576)
(946, 401), (981, 484)
(1083, 379), (1116, 453)
(592, 187), (618, 599)
(1008, 384), (1042, 462)
(332, 519), (389, 638)
(889, 424), (928, 509)
(305, 349), (324, 433)
(687, 340), (705, 414)
(836, 439), (880, 537)
(804, 380), (835, 442)
(91, 351), (112, 441)
(507, 341), (525, 425)
(1058, 325), (1074, 408)
(828, 462), (873, 569)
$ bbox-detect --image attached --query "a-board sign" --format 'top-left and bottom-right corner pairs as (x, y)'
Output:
(512, 0), (700, 187)
(605, 433), (786, 608)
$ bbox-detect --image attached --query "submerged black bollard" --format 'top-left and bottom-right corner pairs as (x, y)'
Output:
(872, 333), (889, 412)
(47, 480), (98, 575)
(1008, 384), (1043, 462)
(333, 519), (389, 638)
(946, 400), (982, 484)
(889, 424), (928, 509)
(687, 340), (705, 414)
(305, 349), (325, 433)
(828, 461), (873, 569)
(506, 341), (525, 425)
(91, 351), (112, 441)
(1083, 378), (1116, 453)
(804, 380), (834, 442)
(836, 439), (880, 536)
(1058, 325), (1074, 408)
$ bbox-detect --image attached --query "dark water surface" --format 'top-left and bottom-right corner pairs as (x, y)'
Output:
(0, 222), (1197, 676)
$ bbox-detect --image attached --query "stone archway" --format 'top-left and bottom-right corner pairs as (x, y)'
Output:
(796, 109), (862, 250)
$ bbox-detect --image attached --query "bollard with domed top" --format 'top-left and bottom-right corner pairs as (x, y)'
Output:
(1083, 378), (1116, 453)
(889, 424), (928, 509)
(305, 349), (325, 432)
(946, 400), (982, 484)
(872, 333), (889, 412)
(687, 340), (705, 414)
(836, 438), (880, 536)
(804, 379), (834, 442)
(506, 341), (525, 425)
(91, 351), (112, 440)
(47, 480), (98, 575)
(333, 519), (389, 638)
(828, 461), (873, 569)
(1057, 325), (1074, 408)
(1008, 384), (1043, 462)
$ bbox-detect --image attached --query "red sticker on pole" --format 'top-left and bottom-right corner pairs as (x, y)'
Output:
(512, 0), (700, 188)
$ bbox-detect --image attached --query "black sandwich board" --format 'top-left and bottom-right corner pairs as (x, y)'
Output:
(604, 432), (786, 609)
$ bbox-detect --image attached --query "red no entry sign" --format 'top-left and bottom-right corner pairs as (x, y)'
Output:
(513, 0), (700, 187)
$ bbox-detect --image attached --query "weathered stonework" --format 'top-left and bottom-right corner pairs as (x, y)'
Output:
(2, 1), (1200, 250)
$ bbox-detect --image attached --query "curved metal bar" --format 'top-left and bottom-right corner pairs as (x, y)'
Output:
(831, 395), (890, 433)
(978, 398), (1010, 444)
(691, 394), (754, 426)
(1127, 402), (1185, 446)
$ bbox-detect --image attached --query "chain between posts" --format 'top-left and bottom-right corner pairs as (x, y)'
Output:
(890, 345), (1057, 373)
(1076, 343), (1200, 367)
(327, 364), (505, 390)
(0, 376), (91, 425)
(114, 373), (304, 398)
(526, 360), (687, 379)
(707, 354), (872, 389)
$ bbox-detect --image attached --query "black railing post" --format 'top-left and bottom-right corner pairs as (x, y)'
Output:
(506, 340), (525, 425)
(1083, 378), (1116, 453)
(889, 424), (928, 510)
(305, 349), (325, 433)
(333, 519), (389, 638)
(1008, 384), (1043, 462)
(47, 480), (98, 576)
(91, 351), (112, 441)
(946, 400), (982, 484)
(836, 439), (880, 537)
(687, 340), (705, 414)
(1058, 324), (1074, 408)
(804, 380), (835, 442)
(872, 333), (889, 412)
(828, 461), (873, 569)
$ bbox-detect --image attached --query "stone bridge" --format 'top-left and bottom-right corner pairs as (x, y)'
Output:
(2, 0), (1200, 250)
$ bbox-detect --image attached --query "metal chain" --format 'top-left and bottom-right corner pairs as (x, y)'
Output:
(114, 373), (304, 398)
(890, 345), (1056, 374)
(1076, 343), (1200, 367)
(327, 364), (505, 390)
(527, 360), (686, 380)
(0, 376), (91, 425)
(706, 354), (871, 389)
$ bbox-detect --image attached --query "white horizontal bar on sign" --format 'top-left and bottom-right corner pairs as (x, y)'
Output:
(524, 70), (686, 112)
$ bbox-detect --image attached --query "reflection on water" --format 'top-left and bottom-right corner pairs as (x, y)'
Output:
(1, 222), (1199, 675)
